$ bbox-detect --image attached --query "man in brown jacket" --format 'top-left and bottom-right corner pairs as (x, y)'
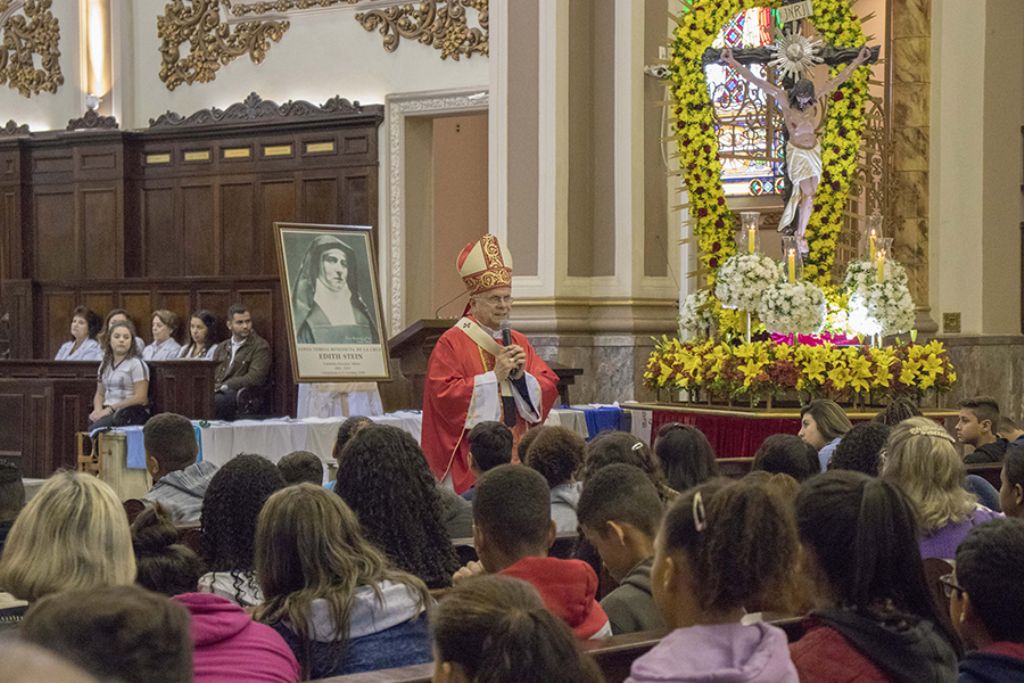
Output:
(213, 303), (271, 420)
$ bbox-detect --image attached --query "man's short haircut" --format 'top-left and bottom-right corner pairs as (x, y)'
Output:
(517, 425), (550, 462)
(277, 451), (324, 486)
(959, 396), (1000, 430)
(473, 464), (551, 557)
(524, 426), (584, 489)
(227, 303), (249, 319)
(467, 421), (513, 472)
(956, 518), (1024, 642)
(0, 459), (25, 517)
(752, 434), (819, 482)
(21, 585), (193, 683)
(830, 422), (891, 477)
(998, 416), (1022, 437)
(577, 463), (663, 538)
(143, 413), (198, 472)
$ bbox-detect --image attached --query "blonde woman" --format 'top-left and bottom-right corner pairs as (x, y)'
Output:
(0, 471), (136, 628)
(253, 484), (431, 679)
(883, 416), (1002, 559)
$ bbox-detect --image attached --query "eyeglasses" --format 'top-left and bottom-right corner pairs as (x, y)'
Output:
(479, 295), (513, 306)
(939, 573), (965, 599)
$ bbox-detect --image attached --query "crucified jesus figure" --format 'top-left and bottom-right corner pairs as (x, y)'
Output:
(722, 45), (872, 254)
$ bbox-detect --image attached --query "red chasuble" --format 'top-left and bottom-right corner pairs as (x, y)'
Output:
(421, 317), (559, 494)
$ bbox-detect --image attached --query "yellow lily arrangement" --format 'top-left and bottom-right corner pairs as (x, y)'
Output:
(645, 337), (957, 405)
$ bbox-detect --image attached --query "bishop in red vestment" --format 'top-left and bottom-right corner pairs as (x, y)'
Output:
(421, 234), (559, 494)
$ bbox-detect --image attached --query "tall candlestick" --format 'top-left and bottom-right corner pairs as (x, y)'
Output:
(868, 229), (877, 260)
(747, 227), (756, 254)
(876, 249), (886, 283)
(787, 249), (796, 283)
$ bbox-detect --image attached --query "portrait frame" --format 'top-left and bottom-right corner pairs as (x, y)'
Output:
(274, 222), (391, 382)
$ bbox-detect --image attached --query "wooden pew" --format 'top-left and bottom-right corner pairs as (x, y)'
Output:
(450, 532), (579, 566)
(717, 456), (755, 479)
(0, 359), (217, 477)
(310, 618), (808, 683)
(966, 462), (1002, 489)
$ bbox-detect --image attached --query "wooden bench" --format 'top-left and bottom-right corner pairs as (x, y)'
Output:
(718, 456), (755, 479)
(966, 462), (1002, 489)
(450, 532), (579, 566)
(310, 618), (807, 683)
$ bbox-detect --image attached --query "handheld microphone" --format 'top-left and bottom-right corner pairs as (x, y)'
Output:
(499, 319), (513, 347)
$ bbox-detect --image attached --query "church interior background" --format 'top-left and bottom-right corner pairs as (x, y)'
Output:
(0, 0), (1022, 419)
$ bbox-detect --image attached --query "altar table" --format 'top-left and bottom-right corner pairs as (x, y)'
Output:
(622, 403), (959, 458)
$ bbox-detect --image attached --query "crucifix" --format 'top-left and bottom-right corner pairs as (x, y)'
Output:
(701, 0), (879, 254)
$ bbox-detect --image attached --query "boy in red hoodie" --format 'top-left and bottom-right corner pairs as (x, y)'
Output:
(953, 518), (1024, 682)
(453, 464), (611, 639)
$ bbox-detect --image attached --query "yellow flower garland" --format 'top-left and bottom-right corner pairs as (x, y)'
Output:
(669, 0), (869, 290)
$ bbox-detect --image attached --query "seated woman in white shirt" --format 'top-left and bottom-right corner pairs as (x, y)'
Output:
(89, 320), (150, 430)
(54, 306), (103, 361)
(102, 308), (145, 354)
(178, 309), (220, 360)
(143, 309), (183, 361)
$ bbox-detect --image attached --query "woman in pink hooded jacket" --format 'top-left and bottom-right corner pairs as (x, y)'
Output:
(131, 504), (300, 683)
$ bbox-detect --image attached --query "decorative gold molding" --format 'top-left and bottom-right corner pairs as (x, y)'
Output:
(226, 0), (358, 16)
(355, 0), (488, 60)
(0, 0), (64, 97)
(157, 0), (290, 91)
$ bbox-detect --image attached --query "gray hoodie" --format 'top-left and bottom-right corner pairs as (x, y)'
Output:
(143, 461), (219, 525)
(551, 481), (582, 534)
(601, 558), (666, 635)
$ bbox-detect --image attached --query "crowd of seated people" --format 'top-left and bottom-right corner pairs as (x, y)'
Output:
(50, 303), (270, 427)
(3, 393), (1024, 682)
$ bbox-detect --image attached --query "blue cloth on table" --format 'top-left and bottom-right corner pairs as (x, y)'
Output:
(193, 423), (204, 463)
(577, 405), (627, 439)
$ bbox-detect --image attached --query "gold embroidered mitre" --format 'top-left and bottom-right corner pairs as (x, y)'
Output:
(456, 234), (513, 294)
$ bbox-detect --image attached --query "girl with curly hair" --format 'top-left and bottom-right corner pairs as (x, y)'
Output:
(628, 478), (799, 682)
(335, 425), (459, 588)
(525, 426), (585, 533)
(199, 454), (285, 606)
(255, 484), (431, 678)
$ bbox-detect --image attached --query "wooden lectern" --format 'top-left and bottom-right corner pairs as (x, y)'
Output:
(386, 319), (456, 410)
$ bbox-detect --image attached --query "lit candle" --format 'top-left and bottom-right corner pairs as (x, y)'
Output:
(876, 249), (886, 283)
(747, 226), (756, 254)
(868, 229), (877, 260)
(787, 248), (796, 283)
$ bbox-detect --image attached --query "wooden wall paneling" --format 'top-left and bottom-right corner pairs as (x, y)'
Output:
(181, 182), (217, 275)
(300, 175), (339, 225)
(56, 382), (93, 471)
(257, 178), (297, 276)
(83, 290), (116, 320)
(81, 186), (122, 279)
(154, 290), (192, 344)
(0, 278), (33, 358)
(0, 145), (24, 281)
(339, 168), (378, 251)
(196, 289), (233, 326)
(139, 181), (180, 276)
(119, 290), (155, 341)
(42, 290), (76, 357)
(0, 388), (29, 461)
(220, 180), (258, 275)
(33, 189), (78, 280)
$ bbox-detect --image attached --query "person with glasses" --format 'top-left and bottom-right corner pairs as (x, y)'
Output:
(420, 234), (559, 494)
(949, 518), (1024, 681)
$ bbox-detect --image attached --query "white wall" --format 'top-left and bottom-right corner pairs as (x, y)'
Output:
(129, 5), (489, 128)
(930, 0), (1024, 335)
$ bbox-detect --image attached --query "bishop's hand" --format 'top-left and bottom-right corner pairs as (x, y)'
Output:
(494, 345), (526, 382)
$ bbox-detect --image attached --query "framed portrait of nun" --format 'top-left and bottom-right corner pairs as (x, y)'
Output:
(275, 222), (390, 382)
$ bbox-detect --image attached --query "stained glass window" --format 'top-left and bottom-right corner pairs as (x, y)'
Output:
(705, 8), (786, 198)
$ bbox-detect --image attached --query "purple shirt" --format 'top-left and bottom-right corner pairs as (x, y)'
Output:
(919, 506), (1003, 560)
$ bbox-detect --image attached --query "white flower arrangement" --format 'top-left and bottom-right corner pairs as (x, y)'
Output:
(843, 258), (909, 295)
(714, 254), (782, 311)
(679, 289), (717, 340)
(860, 279), (916, 336)
(844, 258), (916, 337)
(758, 281), (827, 335)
